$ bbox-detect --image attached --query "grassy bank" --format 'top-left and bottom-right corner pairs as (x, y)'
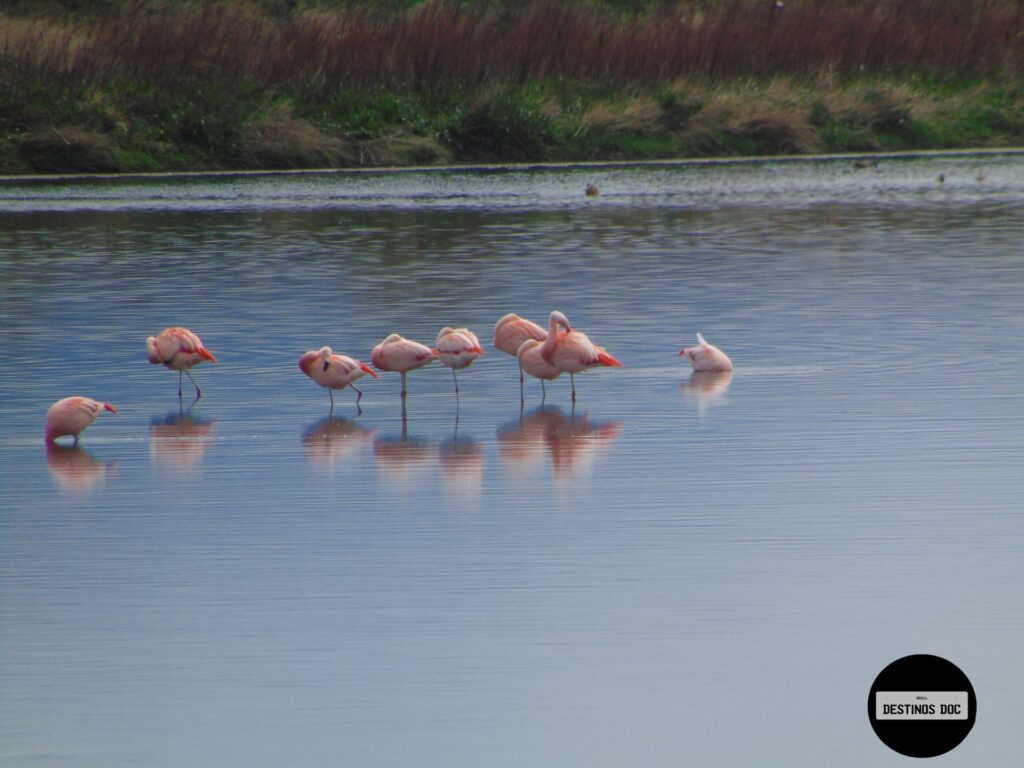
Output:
(2, 0), (1023, 174)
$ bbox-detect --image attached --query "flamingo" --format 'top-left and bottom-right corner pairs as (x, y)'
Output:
(371, 333), (438, 414)
(493, 312), (547, 399)
(679, 332), (733, 372)
(435, 326), (484, 398)
(299, 346), (378, 414)
(516, 338), (562, 401)
(146, 327), (217, 398)
(45, 396), (117, 445)
(539, 310), (624, 403)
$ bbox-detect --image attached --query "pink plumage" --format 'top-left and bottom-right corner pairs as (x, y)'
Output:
(494, 312), (548, 399)
(679, 332), (733, 372)
(493, 313), (547, 357)
(45, 396), (117, 445)
(537, 311), (623, 402)
(146, 326), (217, 398)
(299, 345), (378, 413)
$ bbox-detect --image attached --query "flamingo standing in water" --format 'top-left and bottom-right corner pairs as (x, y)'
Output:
(371, 333), (438, 415)
(299, 346), (378, 414)
(493, 313), (547, 399)
(45, 396), (117, 445)
(147, 327), (217, 398)
(516, 338), (562, 401)
(435, 326), (484, 398)
(539, 310), (623, 403)
(679, 332), (733, 372)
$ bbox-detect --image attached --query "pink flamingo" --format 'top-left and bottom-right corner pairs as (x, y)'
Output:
(516, 338), (562, 401)
(299, 346), (378, 414)
(371, 333), (438, 414)
(45, 396), (117, 445)
(436, 326), (484, 397)
(539, 310), (624, 403)
(493, 313), (547, 399)
(679, 332), (733, 372)
(147, 326), (217, 398)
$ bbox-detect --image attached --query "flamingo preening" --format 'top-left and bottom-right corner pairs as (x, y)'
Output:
(679, 332), (733, 372)
(539, 310), (623, 403)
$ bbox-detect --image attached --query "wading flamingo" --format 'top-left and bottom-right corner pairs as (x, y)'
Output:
(436, 326), (484, 398)
(299, 346), (378, 414)
(45, 396), (117, 445)
(371, 333), (438, 415)
(679, 332), (733, 372)
(493, 313), (547, 399)
(147, 327), (217, 398)
(516, 338), (561, 401)
(539, 310), (623, 403)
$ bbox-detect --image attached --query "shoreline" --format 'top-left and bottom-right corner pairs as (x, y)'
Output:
(3, 146), (1023, 186)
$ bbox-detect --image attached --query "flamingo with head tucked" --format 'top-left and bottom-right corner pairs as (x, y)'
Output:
(435, 326), (484, 398)
(371, 333), (438, 415)
(516, 338), (561, 401)
(147, 326), (217, 398)
(45, 396), (117, 445)
(539, 310), (623, 403)
(493, 313), (547, 400)
(679, 332), (733, 372)
(299, 346), (378, 414)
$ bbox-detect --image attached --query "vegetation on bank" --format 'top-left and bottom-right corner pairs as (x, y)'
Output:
(2, 0), (1023, 174)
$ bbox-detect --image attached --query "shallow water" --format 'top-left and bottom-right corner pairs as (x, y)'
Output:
(2, 155), (1023, 767)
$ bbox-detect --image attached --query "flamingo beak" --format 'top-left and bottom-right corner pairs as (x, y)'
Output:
(322, 360), (330, 372)
(104, 403), (118, 414)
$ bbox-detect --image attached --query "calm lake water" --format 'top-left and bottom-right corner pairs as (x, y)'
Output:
(2, 154), (1023, 767)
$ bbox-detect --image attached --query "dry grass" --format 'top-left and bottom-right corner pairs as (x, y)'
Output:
(3, 0), (1021, 93)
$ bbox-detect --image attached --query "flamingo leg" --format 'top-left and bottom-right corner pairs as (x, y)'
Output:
(452, 368), (460, 398)
(400, 372), (408, 423)
(185, 370), (202, 398)
(570, 373), (577, 403)
(178, 370), (183, 398)
(328, 388), (335, 416)
(541, 379), (547, 405)
(518, 361), (525, 402)
(351, 384), (363, 415)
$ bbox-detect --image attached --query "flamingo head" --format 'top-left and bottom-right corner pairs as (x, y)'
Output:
(549, 310), (571, 331)
(104, 403), (118, 414)
(146, 336), (161, 364)
(319, 346), (333, 371)
(436, 327), (455, 344)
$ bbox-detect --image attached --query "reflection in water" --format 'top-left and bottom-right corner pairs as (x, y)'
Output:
(373, 429), (438, 488)
(301, 417), (376, 470)
(45, 444), (116, 494)
(497, 407), (621, 482)
(680, 370), (734, 416)
(438, 432), (485, 500)
(148, 411), (216, 471)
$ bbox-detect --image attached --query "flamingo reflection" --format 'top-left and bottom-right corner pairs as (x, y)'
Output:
(148, 411), (216, 471)
(497, 406), (621, 482)
(680, 370), (733, 416)
(373, 427), (438, 488)
(302, 417), (376, 469)
(439, 428), (485, 499)
(46, 444), (116, 494)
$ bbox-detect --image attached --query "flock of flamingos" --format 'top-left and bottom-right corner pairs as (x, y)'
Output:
(43, 310), (733, 446)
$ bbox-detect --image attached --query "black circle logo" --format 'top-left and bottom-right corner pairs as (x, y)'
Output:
(868, 654), (976, 758)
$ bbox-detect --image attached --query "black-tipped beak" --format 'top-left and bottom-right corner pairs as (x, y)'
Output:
(322, 360), (330, 372)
